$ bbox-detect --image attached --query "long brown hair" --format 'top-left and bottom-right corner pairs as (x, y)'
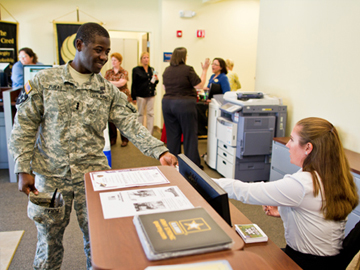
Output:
(297, 117), (358, 221)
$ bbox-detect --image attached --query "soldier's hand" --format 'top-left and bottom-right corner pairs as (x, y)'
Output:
(18, 173), (38, 196)
(159, 152), (178, 167)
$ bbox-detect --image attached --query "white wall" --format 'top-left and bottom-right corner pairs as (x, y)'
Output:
(1, 0), (162, 64)
(1, 0), (259, 129)
(255, 0), (360, 152)
(158, 0), (259, 126)
(160, 0), (259, 90)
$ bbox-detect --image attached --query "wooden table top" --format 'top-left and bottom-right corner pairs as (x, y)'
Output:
(85, 166), (301, 270)
(274, 137), (360, 175)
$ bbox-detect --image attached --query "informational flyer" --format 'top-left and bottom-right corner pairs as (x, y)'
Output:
(90, 167), (170, 191)
(99, 186), (194, 219)
(144, 259), (233, 270)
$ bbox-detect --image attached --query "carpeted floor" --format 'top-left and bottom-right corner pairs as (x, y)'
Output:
(0, 129), (287, 269)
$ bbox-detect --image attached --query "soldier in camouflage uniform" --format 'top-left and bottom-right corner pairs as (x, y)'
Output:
(8, 23), (177, 270)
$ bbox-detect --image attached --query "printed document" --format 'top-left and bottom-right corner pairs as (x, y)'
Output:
(144, 259), (233, 270)
(90, 167), (170, 191)
(100, 186), (194, 219)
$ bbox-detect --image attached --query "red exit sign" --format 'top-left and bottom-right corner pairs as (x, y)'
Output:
(196, 30), (205, 38)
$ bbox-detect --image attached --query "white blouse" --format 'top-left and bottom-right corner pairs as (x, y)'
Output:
(214, 171), (346, 256)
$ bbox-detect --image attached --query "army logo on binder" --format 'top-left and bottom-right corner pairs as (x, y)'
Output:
(170, 218), (211, 235)
(134, 207), (233, 258)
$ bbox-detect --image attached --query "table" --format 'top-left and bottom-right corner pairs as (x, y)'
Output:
(160, 102), (209, 143)
(1, 87), (21, 177)
(85, 166), (301, 270)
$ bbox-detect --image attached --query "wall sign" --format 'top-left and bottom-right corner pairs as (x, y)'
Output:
(177, 30), (182, 38)
(0, 21), (18, 71)
(54, 22), (83, 65)
(196, 30), (205, 38)
(163, 52), (172, 62)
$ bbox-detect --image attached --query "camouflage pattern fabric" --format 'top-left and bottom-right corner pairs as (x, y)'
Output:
(9, 61), (168, 178)
(8, 62), (169, 269)
(28, 191), (65, 224)
(29, 173), (91, 270)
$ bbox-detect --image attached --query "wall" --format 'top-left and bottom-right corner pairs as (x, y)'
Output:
(255, 0), (360, 152)
(1, 0), (260, 128)
(158, 0), (259, 126)
(160, 0), (259, 89)
(1, 0), (162, 64)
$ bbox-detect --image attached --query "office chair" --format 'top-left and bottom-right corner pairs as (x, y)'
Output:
(337, 220), (360, 269)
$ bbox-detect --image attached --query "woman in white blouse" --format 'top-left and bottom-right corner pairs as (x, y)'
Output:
(214, 117), (358, 270)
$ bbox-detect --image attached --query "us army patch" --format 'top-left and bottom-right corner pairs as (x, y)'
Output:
(24, 80), (32, 94)
(16, 88), (28, 105)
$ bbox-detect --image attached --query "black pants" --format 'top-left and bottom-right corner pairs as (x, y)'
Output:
(283, 245), (342, 270)
(162, 98), (200, 167)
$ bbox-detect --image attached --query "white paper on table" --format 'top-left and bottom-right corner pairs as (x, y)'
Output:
(99, 186), (194, 219)
(90, 167), (170, 191)
(144, 259), (233, 270)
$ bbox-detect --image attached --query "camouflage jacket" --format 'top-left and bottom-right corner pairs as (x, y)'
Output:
(9, 62), (168, 179)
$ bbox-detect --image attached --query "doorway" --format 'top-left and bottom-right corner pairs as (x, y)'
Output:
(101, 30), (150, 89)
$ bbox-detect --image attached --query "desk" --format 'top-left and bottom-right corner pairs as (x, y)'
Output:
(160, 102), (209, 143)
(85, 166), (301, 270)
(1, 87), (21, 176)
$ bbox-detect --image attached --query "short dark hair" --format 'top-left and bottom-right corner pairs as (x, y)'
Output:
(75, 22), (109, 46)
(213, 58), (227, 74)
(19, 47), (38, 63)
(170, 47), (187, 66)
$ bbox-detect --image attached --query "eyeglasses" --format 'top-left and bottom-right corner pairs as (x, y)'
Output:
(19, 55), (28, 60)
(211, 63), (219, 66)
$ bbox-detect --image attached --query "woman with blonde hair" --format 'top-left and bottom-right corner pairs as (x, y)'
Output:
(225, 59), (241, 91)
(131, 52), (158, 135)
(215, 117), (358, 269)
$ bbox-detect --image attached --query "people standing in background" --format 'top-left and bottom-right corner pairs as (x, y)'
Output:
(11, 47), (43, 89)
(204, 58), (231, 95)
(225, 59), (241, 91)
(214, 117), (359, 270)
(131, 52), (158, 135)
(162, 47), (210, 168)
(105, 52), (131, 147)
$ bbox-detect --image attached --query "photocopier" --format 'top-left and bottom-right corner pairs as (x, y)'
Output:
(204, 91), (287, 182)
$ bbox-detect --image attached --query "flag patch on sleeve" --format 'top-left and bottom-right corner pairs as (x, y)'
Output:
(24, 81), (32, 94)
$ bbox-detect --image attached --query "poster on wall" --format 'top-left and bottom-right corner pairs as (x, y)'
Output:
(163, 52), (172, 62)
(0, 21), (18, 85)
(54, 22), (83, 65)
